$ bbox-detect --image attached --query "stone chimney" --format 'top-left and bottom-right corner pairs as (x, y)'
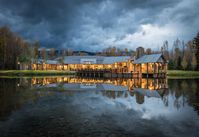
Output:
(136, 47), (145, 59)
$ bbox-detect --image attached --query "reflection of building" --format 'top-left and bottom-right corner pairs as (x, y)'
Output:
(133, 78), (168, 104)
(31, 77), (168, 104)
(31, 77), (168, 90)
(135, 93), (145, 104)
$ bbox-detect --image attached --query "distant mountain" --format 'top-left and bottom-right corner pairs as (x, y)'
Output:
(72, 51), (96, 56)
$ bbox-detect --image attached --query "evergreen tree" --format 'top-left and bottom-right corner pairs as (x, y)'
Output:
(193, 32), (199, 70)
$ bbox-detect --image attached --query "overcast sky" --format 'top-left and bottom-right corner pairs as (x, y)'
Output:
(0, 0), (199, 51)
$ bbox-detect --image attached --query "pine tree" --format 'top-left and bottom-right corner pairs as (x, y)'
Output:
(193, 32), (199, 70)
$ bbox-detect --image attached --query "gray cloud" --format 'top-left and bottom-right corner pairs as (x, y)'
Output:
(0, 0), (198, 51)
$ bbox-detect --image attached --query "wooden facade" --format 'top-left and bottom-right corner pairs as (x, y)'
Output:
(133, 54), (167, 78)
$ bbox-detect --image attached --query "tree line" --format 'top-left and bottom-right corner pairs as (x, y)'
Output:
(161, 33), (199, 70)
(97, 33), (199, 71)
(0, 26), (30, 69)
(0, 26), (40, 70)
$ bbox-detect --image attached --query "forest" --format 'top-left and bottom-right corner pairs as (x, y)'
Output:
(0, 26), (199, 71)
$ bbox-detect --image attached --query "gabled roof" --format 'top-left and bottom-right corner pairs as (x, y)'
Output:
(35, 56), (131, 65)
(46, 60), (58, 64)
(63, 56), (131, 64)
(102, 56), (131, 64)
(36, 59), (58, 64)
(134, 54), (165, 64)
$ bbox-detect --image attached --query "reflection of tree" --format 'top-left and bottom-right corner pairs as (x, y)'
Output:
(191, 81), (198, 94)
(102, 91), (128, 99)
(160, 88), (170, 107)
(174, 99), (181, 110)
(29, 77), (196, 112)
(163, 95), (168, 107)
(186, 80), (199, 115)
(0, 78), (18, 121)
(0, 78), (53, 121)
(169, 79), (199, 114)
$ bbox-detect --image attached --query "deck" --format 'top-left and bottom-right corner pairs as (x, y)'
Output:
(76, 69), (166, 78)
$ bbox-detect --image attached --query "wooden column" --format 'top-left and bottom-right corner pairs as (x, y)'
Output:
(147, 63), (148, 78)
(140, 64), (142, 77)
(134, 64), (136, 72)
(146, 78), (148, 89)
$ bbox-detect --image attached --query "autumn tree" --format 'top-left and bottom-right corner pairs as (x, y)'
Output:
(110, 46), (117, 56)
(162, 41), (170, 60)
(181, 55), (188, 70)
(49, 48), (55, 59)
(184, 41), (195, 70)
(173, 39), (182, 70)
(145, 48), (152, 54)
(66, 48), (73, 56)
(191, 53), (197, 70)
(40, 48), (48, 70)
(124, 48), (128, 56)
(18, 41), (32, 69)
(32, 42), (40, 69)
(0, 26), (33, 70)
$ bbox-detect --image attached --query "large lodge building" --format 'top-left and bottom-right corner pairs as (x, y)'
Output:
(29, 53), (168, 78)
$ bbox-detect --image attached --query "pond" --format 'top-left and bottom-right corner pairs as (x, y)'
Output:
(0, 77), (199, 137)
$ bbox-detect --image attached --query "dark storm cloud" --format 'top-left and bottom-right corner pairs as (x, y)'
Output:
(0, 0), (198, 50)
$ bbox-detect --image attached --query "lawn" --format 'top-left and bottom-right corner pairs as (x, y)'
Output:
(167, 70), (199, 78)
(0, 70), (76, 76)
(1, 70), (199, 78)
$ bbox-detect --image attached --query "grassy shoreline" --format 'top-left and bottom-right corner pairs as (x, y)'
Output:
(167, 70), (199, 78)
(0, 70), (76, 76)
(0, 70), (199, 78)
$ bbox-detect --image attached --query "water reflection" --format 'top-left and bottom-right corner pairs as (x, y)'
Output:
(31, 77), (167, 91)
(31, 77), (168, 104)
(0, 77), (199, 137)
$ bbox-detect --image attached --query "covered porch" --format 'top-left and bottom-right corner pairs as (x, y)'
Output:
(133, 54), (168, 78)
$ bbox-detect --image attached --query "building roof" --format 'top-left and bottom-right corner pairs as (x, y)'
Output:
(63, 56), (131, 64)
(36, 59), (58, 64)
(34, 83), (128, 92)
(134, 88), (161, 98)
(134, 54), (165, 64)
(46, 60), (58, 64)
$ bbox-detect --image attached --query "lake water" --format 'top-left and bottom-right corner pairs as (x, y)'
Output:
(0, 77), (199, 137)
